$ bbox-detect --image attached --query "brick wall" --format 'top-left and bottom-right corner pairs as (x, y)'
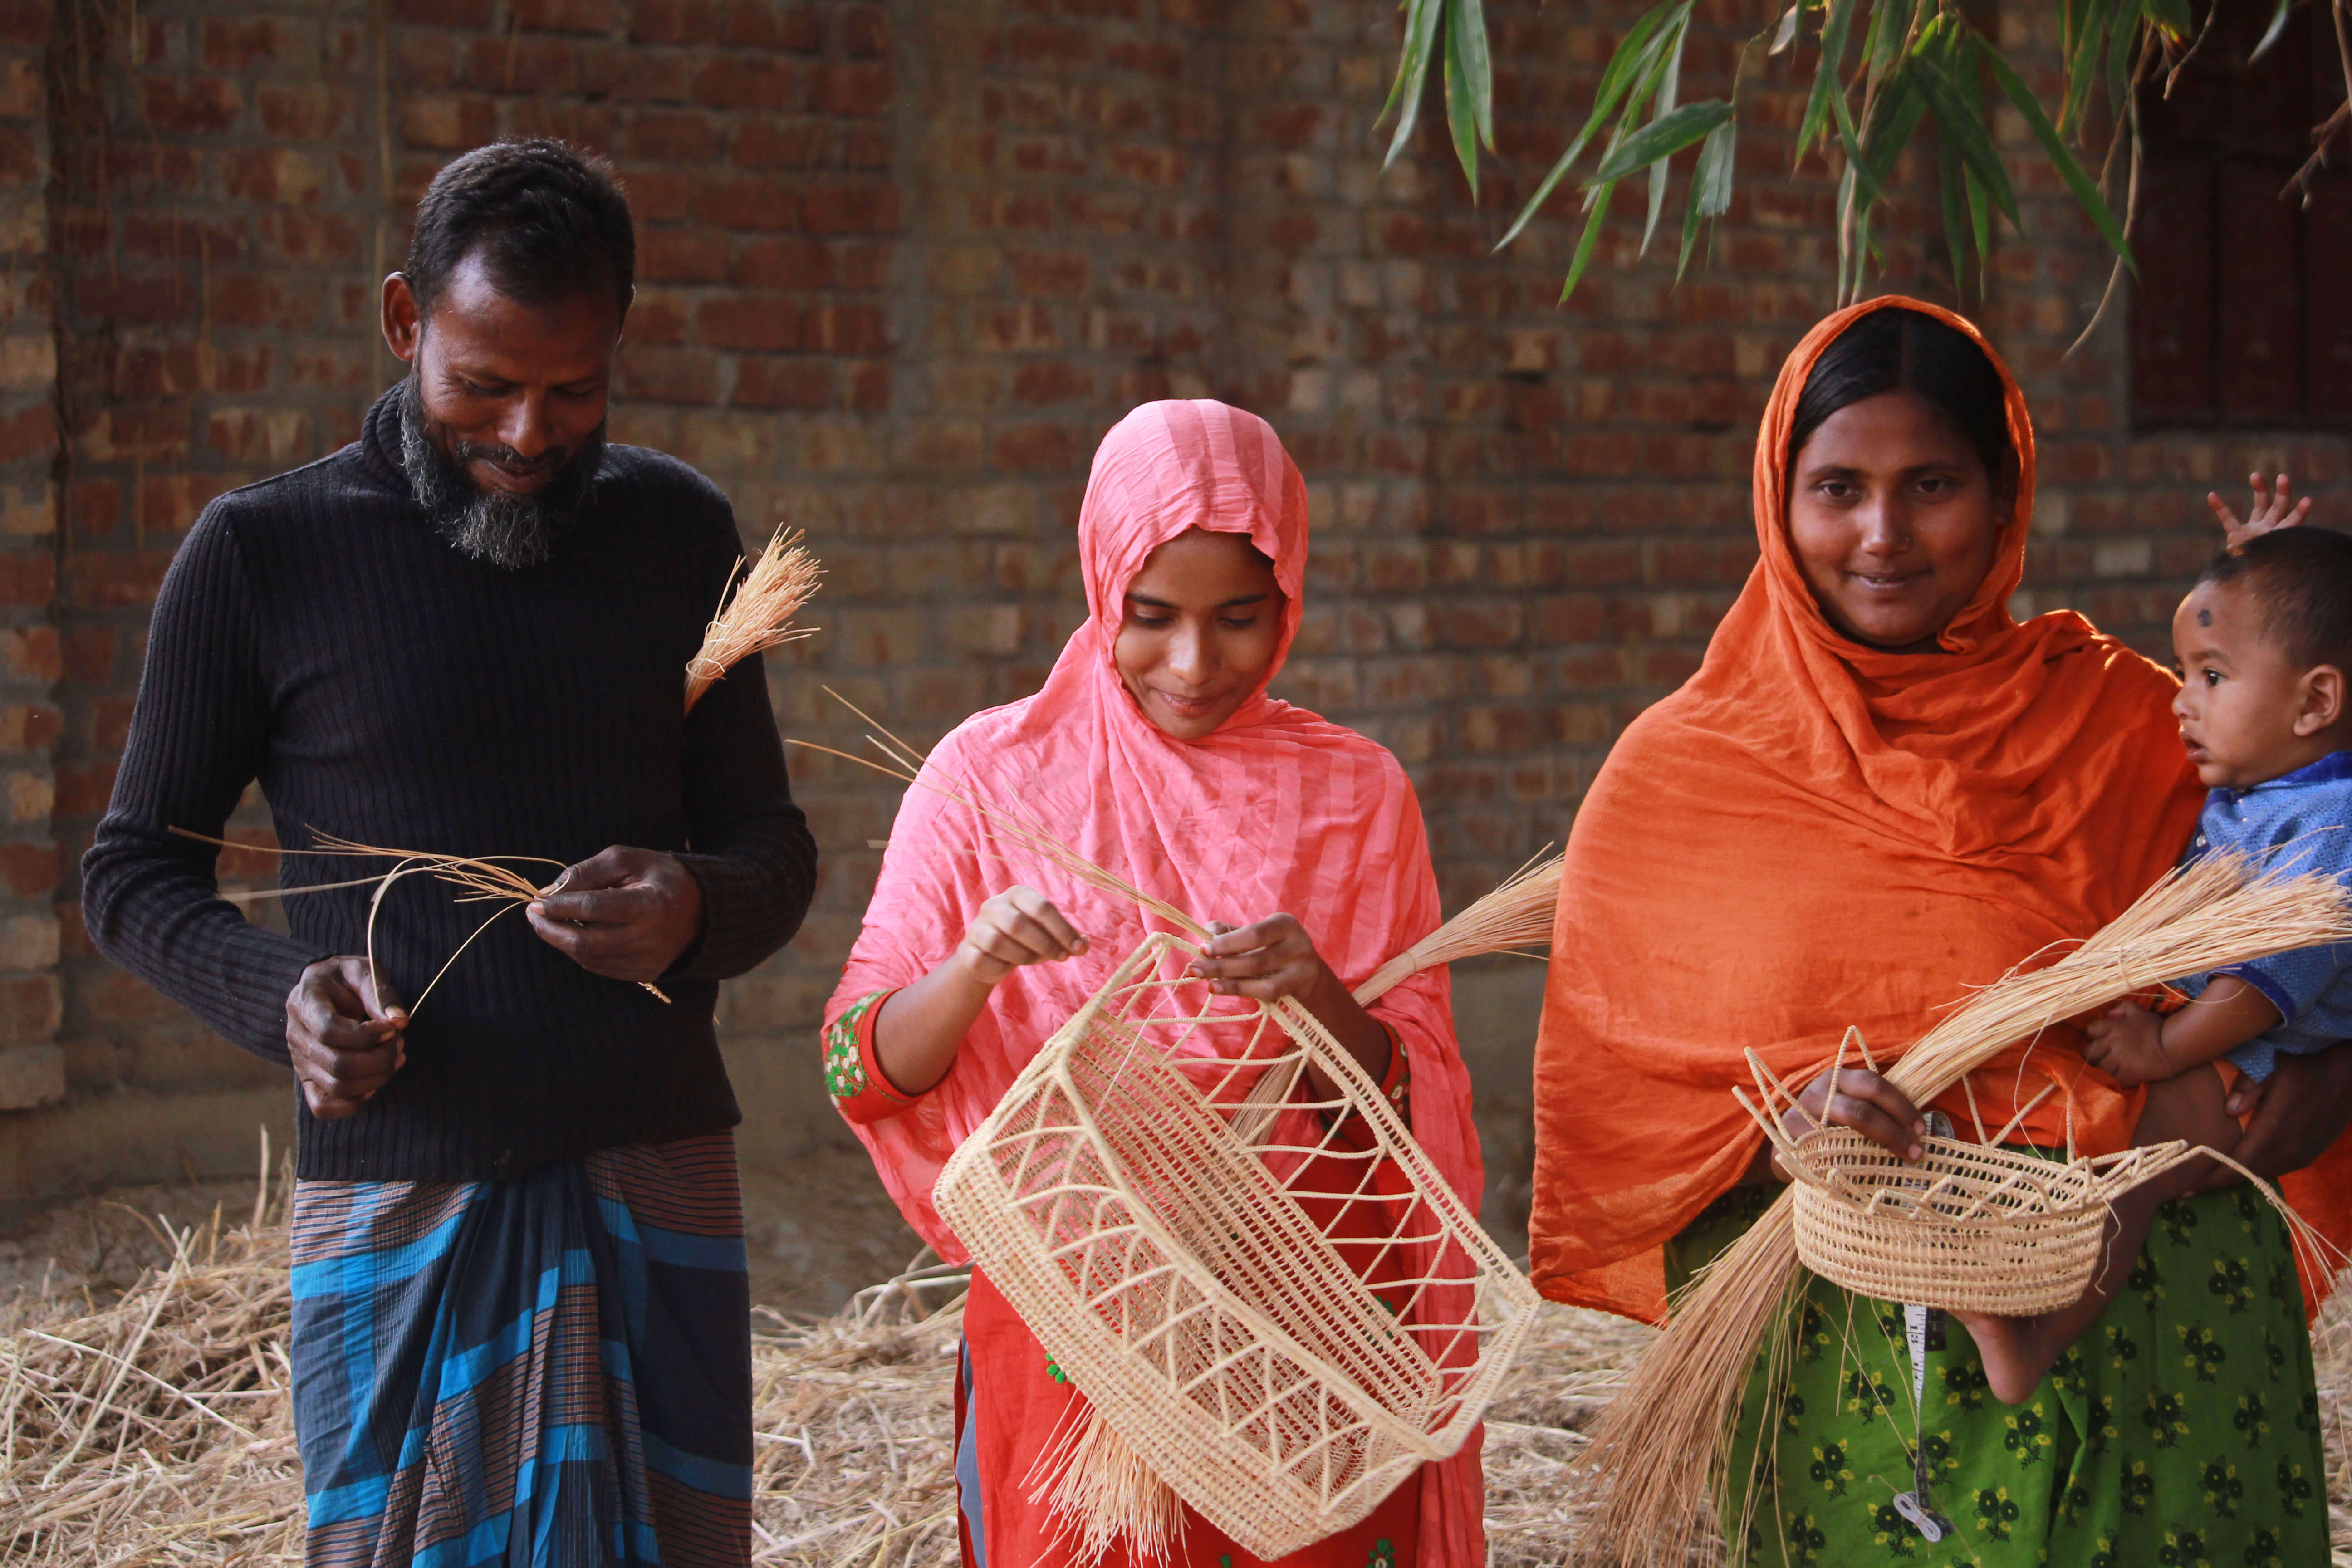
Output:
(5, 0), (2346, 1214)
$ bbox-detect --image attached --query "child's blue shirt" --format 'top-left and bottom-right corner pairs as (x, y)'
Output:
(2180, 750), (2352, 1080)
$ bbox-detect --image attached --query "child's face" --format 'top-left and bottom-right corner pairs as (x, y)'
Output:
(2171, 578), (2339, 788)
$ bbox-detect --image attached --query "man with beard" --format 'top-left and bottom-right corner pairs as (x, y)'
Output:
(82, 140), (812, 1566)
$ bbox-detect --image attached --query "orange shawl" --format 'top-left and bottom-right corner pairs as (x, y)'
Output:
(1530, 297), (2221, 1323)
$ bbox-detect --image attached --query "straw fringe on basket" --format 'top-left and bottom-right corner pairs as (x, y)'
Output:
(1571, 853), (2352, 1568)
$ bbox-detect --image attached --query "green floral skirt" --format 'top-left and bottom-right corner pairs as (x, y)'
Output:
(1666, 1182), (2328, 1567)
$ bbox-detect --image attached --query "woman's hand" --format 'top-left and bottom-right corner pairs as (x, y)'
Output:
(872, 887), (1089, 1098)
(951, 885), (1089, 986)
(1189, 914), (1393, 1085)
(2208, 472), (2312, 547)
(1760, 1066), (1927, 1182)
(2195, 1043), (2352, 1191)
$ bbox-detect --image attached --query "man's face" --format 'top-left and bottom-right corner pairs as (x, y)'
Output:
(382, 250), (622, 498)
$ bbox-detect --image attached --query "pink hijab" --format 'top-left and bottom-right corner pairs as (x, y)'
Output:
(826, 399), (1483, 1566)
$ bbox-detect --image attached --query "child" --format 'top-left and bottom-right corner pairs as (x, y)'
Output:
(1961, 524), (2352, 1403)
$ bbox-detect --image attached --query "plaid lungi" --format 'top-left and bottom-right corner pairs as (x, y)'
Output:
(290, 1133), (752, 1568)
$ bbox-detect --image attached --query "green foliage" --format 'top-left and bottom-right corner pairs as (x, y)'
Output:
(1381, 0), (2201, 305)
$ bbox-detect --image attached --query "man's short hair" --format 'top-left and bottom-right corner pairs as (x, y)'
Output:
(2200, 527), (2352, 672)
(404, 139), (634, 325)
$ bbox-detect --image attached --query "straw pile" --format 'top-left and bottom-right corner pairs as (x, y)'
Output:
(5, 1190), (2352, 1565)
(686, 525), (823, 712)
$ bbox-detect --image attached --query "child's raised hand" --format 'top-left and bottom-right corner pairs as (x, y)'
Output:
(2208, 472), (2313, 547)
(2083, 999), (2171, 1088)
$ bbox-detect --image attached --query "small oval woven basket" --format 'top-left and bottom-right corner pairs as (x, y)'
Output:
(1779, 1126), (2192, 1315)
(1738, 1029), (2204, 1315)
(934, 932), (1540, 1562)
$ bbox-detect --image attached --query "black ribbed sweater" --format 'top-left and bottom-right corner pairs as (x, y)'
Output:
(83, 390), (817, 1181)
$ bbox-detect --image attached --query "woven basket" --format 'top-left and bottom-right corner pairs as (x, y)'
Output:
(1739, 1032), (2203, 1315)
(934, 933), (1539, 1561)
(1779, 1127), (2197, 1315)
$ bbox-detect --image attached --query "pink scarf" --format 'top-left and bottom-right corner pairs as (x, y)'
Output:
(826, 399), (1484, 1567)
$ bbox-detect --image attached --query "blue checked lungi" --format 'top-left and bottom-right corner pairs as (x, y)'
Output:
(289, 1133), (753, 1568)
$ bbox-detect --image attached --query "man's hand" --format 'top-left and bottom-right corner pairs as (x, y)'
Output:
(2208, 471), (2312, 547)
(2199, 1044), (2352, 1190)
(2083, 999), (2171, 1088)
(527, 847), (704, 984)
(286, 956), (408, 1119)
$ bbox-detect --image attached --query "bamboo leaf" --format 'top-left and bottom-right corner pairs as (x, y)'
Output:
(1560, 179), (1619, 304)
(1642, 16), (1690, 254)
(1936, 132), (1972, 297)
(1676, 119), (1737, 279)
(1799, 0), (1864, 156)
(1863, 0), (1921, 94)
(1590, 98), (1733, 184)
(1771, 2), (1803, 54)
(2060, 0), (2111, 136)
(2139, 0), (2192, 41)
(1380, 0), (1447, 171)
(1965, 162), (1992, 265)
(2106, 0), (2144, 117)
(1445, 21), (1482, 197)
(2249, 0), (2294, 61)
(1496, 0), (1683, 249)
(1450, 0), (1495, 147)
(1976, 31), (2138, 270)
(1911, 51), (2020, 225)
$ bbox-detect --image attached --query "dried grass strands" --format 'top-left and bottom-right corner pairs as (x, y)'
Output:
(1574, 854), (2352, 1568)
(785, 687), (1208, 941)
(686, 525), (823, 712)
(1353, 847), (1562, 1005)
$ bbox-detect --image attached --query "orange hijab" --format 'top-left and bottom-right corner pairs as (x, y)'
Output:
(1528, 297), (2211, 1323)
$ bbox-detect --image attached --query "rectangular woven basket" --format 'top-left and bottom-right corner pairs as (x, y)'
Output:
(934, 933), (1539, 1560)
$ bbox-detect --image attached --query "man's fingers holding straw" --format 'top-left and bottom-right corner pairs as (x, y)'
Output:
(528, 845), (706, 985)
(286, 954), (408, 1120)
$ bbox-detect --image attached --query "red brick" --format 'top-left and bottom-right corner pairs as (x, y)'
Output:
(138, 77), (242, 136)
(70, 552), (171, 609)
(838, 5), (888, 56)
(731, 359), (833, 410)
(692, 56), (794, 111)
(991, 423), (1083, 471)
(803, 184), (897, 235)
(807, 62), (892, 117)
(622, 110), (723, 164)
(388, 0), (495, 24)
(697, 297), (802, 353)
(515, 0), (614, 31)
(1012, 361), (1091, 404)
(0, 843), (57, 899)
(613, 348), (716, 404)
(637, 227), (729, 284)
(257, 85), (348, 139)
(801, 302), (883, 354)
(731, 236), (831, 290)
(848, 362), (889, 415)
(465, 34), (578, 93)
(0, 0), (49, 48)
(54, 761), (117, 820)
(0, 407), (54, 467)
(732, 119), (820, 170)
(62, 626), (113, 686)
(201, 17), (306, 71)
(696, 178), (799, 231)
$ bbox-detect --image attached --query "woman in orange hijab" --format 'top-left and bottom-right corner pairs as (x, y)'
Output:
(1530, 297), (2352, 1565)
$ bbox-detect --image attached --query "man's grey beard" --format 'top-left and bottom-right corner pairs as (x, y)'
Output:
(397, 379), (604, 571)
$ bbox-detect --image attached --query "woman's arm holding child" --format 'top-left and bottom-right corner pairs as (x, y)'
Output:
(2082, 978), (2283, 1087)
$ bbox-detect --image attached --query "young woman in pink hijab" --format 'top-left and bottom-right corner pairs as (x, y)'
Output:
(822, 400), (1484, 1568)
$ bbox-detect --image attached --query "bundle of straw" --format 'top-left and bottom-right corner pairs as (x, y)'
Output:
(685, 526), (823, 711)
(1352, 848), (1561, 1006)
(1572, 853), (2352, 1567)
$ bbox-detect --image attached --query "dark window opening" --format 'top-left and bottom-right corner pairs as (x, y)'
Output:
(2129, 2), (2352, 429)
